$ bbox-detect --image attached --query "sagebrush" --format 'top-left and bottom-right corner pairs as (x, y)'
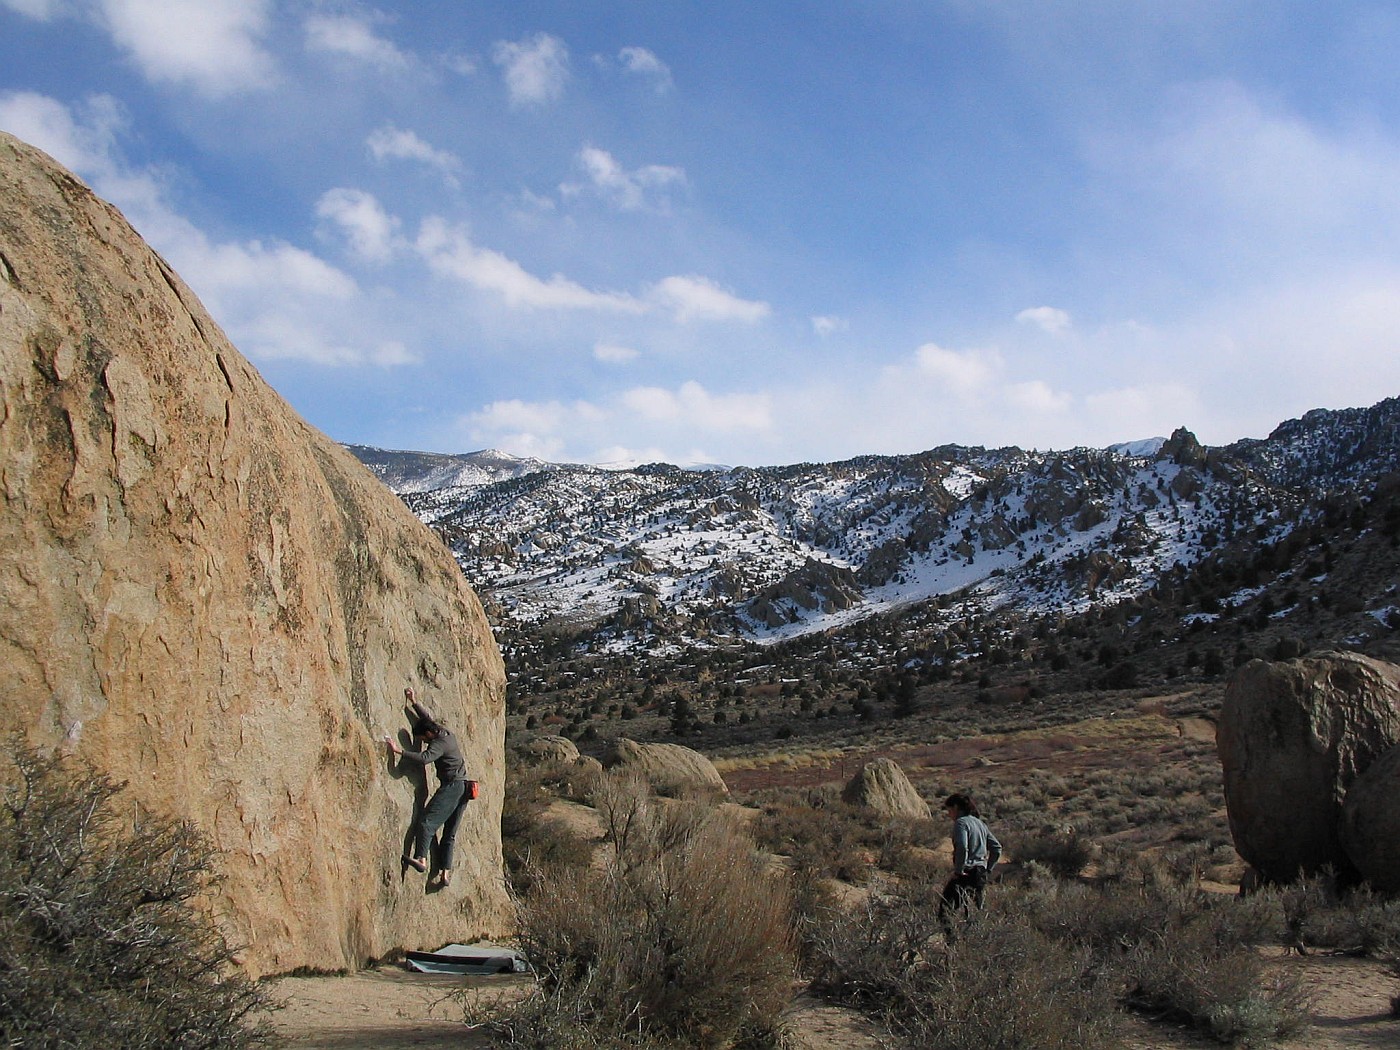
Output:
(481, 773), (795, 1049)
(0, 741), (272, 1049)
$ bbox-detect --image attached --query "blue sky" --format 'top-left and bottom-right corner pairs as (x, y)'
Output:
(4, 2), (1400, 466)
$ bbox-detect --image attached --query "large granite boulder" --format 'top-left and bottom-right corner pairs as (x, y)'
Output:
(602, 738), (728, 798)
(1341, 743), (1400, 892)
(0, 132), (510, 976)
(841, 757), (931, 820)
(1218, 653), (1400, 883)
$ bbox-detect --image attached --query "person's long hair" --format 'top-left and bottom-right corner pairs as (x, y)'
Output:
(944, 792), (979, 818)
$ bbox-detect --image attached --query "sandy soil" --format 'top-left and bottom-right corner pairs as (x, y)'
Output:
(268, 949), (1398, 1050)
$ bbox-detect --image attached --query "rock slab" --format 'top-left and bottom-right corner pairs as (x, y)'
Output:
(841, 757), (931, 820)
(603, 738), (728, 797)
(1218, 652), (1400, 883)
(0, 132), (511, 976)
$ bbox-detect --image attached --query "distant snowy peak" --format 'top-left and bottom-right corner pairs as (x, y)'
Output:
(1109, 437), (1167, 458)
(344, 445), (549, 494)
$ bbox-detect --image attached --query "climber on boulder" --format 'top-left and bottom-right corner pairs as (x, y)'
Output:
(387, 687), (472, 887)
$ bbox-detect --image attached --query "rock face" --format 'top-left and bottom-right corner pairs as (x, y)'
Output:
(519, 735), (581, 765)
(602, 738), (728, 797)
(841, 757), (931, 820)
(1341, 744), (1400, 892)
(0, 133), (510, 976)
(1218, 652), (1400, 884)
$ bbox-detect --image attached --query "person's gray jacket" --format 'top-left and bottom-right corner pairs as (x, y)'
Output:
(398, 727), (466, 783)
(952, 814), (1002, 874)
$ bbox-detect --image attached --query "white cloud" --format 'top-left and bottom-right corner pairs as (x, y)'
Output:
(567, 145), (685, 211)
(463, 398), (591, 459)
(1016, 305), (1072, 334)
(442, 52), (477, 76)
(492, 33), (568, 107)
(1006, 379), (1073, 415)
(304, 12), (411, 72)
(594, 342), (640, 364)
(370, 341), (420, 367)
(649, 275), (770, 324)
(812, 315), (847, 336)
(1174, 268), (1400, 439)
(460, 383), (770, 464)
(97, 0), (275, 96)
(617, 46), (672, 92)
(237, 313), (365, 366)
(1082, 384), (1202, 441)
(416, 216), (645, 313)
(0, 92), (424, 370)
(910, 343), (1002, 397)
(0, 90), (123, 172)
(315, 188), (401, 264)
(622, 382), (772, 431)
(1090, 81), (1400, 278)
(366, 125), (460, 183)
(190, 238), (356, 299)
(590, 444), (675, 466)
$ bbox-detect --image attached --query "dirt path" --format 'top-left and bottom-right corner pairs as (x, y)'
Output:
(266, 969), (885, 1050)
(269, 950), (1398, 1050)
(267, 968), (524, 1049)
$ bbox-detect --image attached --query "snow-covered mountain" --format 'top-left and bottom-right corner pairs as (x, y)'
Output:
(346, 445), (549, 494)
(349, 397), (1400, 654)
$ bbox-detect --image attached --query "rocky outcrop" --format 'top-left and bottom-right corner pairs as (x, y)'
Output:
(1218, 653), (1400, 883)
(1341, 744), (1400, 892)
(857, 538), (908, 587)
(745, 558), (863, 627)
(0, 133), (510, 976)
(841, 758), (931, 820)
(519, 735), (581, 765)
(1158, 427), (1207, 469)
(602, 738), (728, 798)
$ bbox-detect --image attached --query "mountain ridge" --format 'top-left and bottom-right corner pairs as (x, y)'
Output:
(347, 396), (1400, 659)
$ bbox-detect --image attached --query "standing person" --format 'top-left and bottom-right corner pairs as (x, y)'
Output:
(386, 687), (470, 887)
(938, 792), (1002, 933)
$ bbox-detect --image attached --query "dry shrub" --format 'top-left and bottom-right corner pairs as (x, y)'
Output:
(1014, 828), (1094, 878)
(906, 911), (1121, 1050)
(809, 874), (1312, 1048)
(493, 776), (796, 1049)
(591, 772), (713, 871)
(749, 790), (884, 884)
(805, 877), (1121, 1049)
(1029, 879), (1309, 1045)
(1273, 876), (1400, 956)
(0, 742), (272, 1049)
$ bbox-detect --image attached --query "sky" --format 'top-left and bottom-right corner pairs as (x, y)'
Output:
(4, 2), (1400, 467)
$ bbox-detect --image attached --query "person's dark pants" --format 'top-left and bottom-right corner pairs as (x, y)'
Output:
(939, 866), (988, 934)
(414, 779), (467, 868)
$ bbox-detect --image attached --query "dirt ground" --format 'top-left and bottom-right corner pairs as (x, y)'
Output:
(265, 967), (893, 1049)
(268, 949), (1399, 1050)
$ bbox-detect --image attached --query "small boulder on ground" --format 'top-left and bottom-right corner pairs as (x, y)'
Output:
(602, 738), (727, 797)
(841, 757), (931, 820)
(1218, 652), (1400, 884)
